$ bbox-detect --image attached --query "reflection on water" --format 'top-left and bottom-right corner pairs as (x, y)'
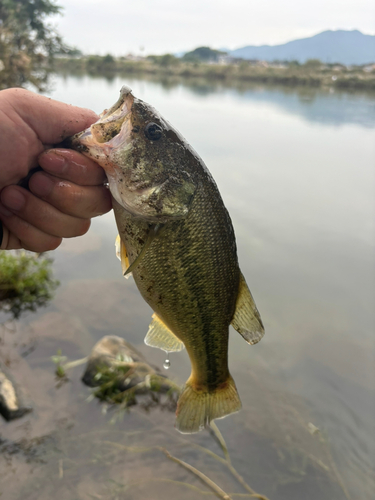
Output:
(55, 70), (375, 127)
(0, 75), (374, 499)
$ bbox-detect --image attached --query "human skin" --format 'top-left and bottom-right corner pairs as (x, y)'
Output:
(0, 88), (112, 251)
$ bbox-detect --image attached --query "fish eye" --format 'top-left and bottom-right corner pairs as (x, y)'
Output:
(144, 122), (163, 141)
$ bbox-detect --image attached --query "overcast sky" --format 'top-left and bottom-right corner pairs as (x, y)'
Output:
(54, 0), (375, 56)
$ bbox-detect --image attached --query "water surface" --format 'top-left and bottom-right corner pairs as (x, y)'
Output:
(1, 75), (374, 500)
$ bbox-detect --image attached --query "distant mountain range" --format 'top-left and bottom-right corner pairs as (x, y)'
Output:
(228, 30), (375, 65)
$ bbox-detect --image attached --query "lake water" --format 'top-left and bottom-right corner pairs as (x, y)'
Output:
(1, 74), (374, 500)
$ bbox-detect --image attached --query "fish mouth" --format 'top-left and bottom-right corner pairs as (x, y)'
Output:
(69, 86), (150, 215)
(71, 85), (134, 160)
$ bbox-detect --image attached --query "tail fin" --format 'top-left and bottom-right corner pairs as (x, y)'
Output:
(176, 375), (241, 434)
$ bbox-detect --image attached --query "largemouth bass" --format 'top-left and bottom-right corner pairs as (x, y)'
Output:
(70, 86), (264, 433)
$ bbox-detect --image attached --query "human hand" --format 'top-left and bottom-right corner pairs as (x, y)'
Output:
(0, 88), (112, 251)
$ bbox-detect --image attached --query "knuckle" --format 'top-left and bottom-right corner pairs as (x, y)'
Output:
(70, 187), (85, 205)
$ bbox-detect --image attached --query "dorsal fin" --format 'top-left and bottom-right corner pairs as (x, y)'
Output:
(115, 234), (132, 279)
(231, 273), (264, 345)
(145, 313), (185, 352)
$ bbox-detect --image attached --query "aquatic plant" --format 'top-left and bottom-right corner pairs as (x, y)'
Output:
(0, 251), (59, 319)
(52, 348), (180, 414)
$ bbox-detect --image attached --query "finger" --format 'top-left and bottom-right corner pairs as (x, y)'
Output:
(29, 171), (112, 219)
(3, 88), (98, 144)
(0, 208), (62, 252)
(38, 149), (107, 186)
(0, 186), (91, 239)
(0, 220), (22, 250)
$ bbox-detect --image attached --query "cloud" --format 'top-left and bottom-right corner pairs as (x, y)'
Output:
(56, 0), (375, 55)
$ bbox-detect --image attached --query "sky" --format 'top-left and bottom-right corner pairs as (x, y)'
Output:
(53, 0), (375, 56)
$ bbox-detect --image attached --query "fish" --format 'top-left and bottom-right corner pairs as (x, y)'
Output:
(70, 86), (264, 433)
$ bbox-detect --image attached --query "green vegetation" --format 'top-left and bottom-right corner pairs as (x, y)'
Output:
(147, 53), (180, 68)
(0, 0), (67, 90)
(52, 347), (180, 411)
(51, 348), (68, 378)
(85, 53), (117, 74)
(0, 250), (59, 318)
(182, 46), (227, 63)
(54, 54), (375, 92)
(87, 360), (180, 416)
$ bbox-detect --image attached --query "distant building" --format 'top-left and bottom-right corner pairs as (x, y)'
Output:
(363, 64), (375, 72)
(123, 53), (145, 62)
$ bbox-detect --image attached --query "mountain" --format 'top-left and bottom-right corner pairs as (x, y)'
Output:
(229, 30), (375, 65)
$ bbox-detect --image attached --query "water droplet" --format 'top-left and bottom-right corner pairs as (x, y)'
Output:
(163, 353), (171, 370)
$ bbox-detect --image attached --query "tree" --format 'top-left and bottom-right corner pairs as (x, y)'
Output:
(0, 0), (66, 90)
(147, 53), (180, 68)
(182, 47), (227, 63)
(303, 59), (322, 68)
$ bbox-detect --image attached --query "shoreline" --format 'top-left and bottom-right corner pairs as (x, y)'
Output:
(53, 57), (375, 92)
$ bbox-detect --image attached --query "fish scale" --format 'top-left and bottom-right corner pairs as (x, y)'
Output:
(70, 86), (265, 433)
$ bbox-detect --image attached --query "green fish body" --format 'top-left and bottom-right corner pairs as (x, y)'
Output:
(71, 87), (264, 433)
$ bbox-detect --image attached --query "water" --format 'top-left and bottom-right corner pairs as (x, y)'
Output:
(0, 74), (374, 500)
(163, 354), (171, 370)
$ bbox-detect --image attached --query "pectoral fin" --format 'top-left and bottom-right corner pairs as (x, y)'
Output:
(115, 234), (131, 279)
(124, 223), (164, 277)
(231, 273), (264, 345)
(145, 313), (185, 352)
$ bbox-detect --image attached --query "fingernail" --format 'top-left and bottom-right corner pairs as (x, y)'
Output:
(1, 188), (26, 211)
(30, 172), (54, 197)
(39, 150), (68, 174)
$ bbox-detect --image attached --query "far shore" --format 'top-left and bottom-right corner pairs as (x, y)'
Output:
(53, 55), (375, 92)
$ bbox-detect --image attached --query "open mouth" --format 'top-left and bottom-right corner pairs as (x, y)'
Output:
(72, 86), (135, 154)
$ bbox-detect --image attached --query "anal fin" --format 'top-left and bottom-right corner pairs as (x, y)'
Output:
(231, 272), (265, 345)
(115, 234), (132, 279)
(145, 313), (185, 352)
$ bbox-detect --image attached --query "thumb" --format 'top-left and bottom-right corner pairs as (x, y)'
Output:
(5, 88), (98, 144)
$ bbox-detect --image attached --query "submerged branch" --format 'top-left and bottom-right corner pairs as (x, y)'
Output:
(209, 422), (231, 462)
(161, 447), (233, 500)
(128, 477), (217, 496)
(209, 421), (269, 500)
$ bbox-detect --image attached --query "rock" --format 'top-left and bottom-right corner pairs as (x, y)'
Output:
(82, 335), (175, 394)
(0, 366), (32, 421)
